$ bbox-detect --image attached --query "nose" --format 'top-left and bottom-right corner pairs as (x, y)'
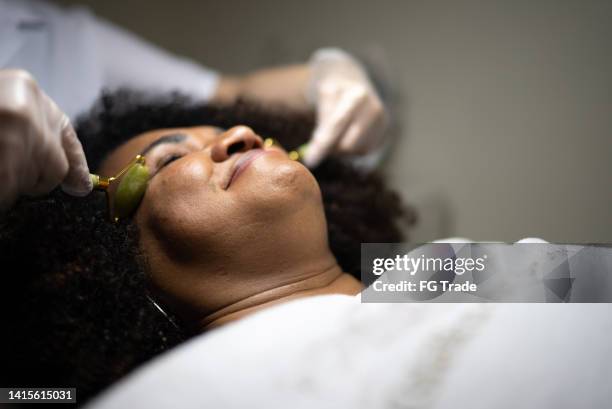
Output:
(210, 126), (264, 162)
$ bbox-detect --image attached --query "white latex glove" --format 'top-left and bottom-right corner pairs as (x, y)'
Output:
(304, 48), (388, 167)
(0, 69), (92, 212)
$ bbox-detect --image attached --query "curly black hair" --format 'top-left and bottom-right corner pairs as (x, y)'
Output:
(0, 91), (414, 405)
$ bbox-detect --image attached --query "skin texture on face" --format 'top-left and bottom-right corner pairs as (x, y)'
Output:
(99, 125), (362, 331)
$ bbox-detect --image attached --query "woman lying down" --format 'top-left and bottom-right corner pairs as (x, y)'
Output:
(1, 91), (610, 408)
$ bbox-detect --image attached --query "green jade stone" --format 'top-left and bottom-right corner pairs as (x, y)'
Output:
(114, 163), (150, 220)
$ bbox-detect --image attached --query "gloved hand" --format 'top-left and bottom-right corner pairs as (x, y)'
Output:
(0, 69), (92, 212)
(304, 48), (388, 167)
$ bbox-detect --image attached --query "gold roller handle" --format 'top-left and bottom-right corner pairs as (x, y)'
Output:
(90, 155), (146, 191)
(90, 174), (111, 191)
(264, 138), (308, 162)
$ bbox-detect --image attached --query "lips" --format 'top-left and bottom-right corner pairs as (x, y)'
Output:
(225, 149), (268, 189)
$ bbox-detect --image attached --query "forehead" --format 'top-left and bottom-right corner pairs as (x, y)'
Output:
(98, 125), (220, 176)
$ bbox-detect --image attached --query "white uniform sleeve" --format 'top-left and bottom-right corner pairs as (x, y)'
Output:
(90, 14), (219, 101)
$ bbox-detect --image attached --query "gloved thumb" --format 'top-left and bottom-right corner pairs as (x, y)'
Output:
(303, 87), (362, 168)
(59, 116), (93, 196)
(302, 129), (328, 168)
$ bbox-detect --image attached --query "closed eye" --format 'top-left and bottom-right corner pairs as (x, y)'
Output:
(158, 154), (184, 170)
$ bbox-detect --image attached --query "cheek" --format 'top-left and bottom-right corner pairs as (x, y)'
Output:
(137, 161), (231, 246)
(236, 157), (322, 215)
(135, 155), (323, 258)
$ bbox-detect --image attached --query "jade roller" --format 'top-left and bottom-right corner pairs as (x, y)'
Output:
(263, 138), (308, 162)
(90, 155), (150, 222)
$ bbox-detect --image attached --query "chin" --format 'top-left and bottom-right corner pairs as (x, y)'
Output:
(249, 157), (321, 212)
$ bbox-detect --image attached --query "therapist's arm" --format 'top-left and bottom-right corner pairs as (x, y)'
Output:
(91, 12), (386, 166)
(94, 13), (310, 111)
(93, 15), (219, 101)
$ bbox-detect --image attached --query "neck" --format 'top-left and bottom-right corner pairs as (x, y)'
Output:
(198, 264), (362, 331)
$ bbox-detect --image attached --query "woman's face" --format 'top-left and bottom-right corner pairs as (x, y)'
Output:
(99, 125), (336, 326)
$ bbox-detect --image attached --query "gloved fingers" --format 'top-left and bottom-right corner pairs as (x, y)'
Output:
(337, 98), (388, 154)
(35, 91), (92, 196)
(316, 81), (344, 113)
(304, 86), (368, 167)
(20, 90), (67, 196)
(0, 69), (85, 207)
(27, 131), (69, 197)
(59, 116), (92, 196)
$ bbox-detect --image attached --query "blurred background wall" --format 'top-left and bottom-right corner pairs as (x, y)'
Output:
(56, 0), (612, 242)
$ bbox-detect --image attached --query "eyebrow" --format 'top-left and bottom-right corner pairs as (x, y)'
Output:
(140, 133), (187, 155)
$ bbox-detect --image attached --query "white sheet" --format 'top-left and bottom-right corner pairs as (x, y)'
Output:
(87, 295), (612, 409)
